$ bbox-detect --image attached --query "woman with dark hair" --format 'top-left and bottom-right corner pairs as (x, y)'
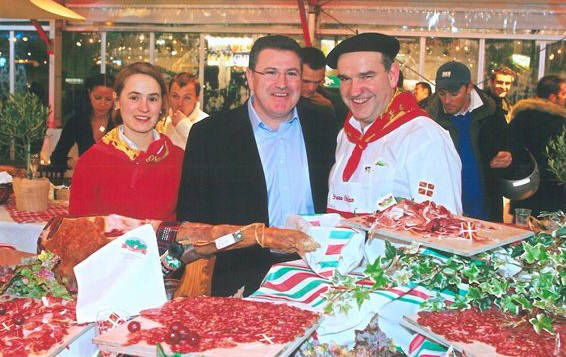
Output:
(69, 62), (184, 221)
(50, 74), (115, 169)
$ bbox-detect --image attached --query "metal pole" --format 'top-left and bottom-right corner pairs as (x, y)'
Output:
(9, 30), (14, 94)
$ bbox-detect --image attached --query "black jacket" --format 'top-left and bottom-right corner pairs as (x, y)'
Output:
(50, 115), (115, 168)
(427, 87), (511, 222)
(509, 98), (566, 215)
(177, 98), (337, 296)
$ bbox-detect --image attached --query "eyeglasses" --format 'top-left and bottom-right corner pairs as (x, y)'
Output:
(252, 69), (301, 82)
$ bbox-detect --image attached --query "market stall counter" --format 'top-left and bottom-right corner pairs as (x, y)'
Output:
(2, 201), (564, 357)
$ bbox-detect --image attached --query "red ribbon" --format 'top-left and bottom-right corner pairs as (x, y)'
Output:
(342, 90), (427, 182)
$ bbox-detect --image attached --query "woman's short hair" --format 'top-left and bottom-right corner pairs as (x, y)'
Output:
(113, 62), (168, 123)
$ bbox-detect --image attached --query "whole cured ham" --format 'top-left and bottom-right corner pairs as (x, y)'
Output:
(38, 215), (319, 291)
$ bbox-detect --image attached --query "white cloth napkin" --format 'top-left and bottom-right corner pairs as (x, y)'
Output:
(287, 214), (365, 277)
(74, 224), (167, 323)
(0, 171), (13, 184)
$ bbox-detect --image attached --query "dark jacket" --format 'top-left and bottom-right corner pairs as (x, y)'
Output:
(509, 98), (566, 215)
(318, 86), (349, 128)
(177, 98), (337, 296)
(427, 86), (511, 222)
(50, 115), (115, 169)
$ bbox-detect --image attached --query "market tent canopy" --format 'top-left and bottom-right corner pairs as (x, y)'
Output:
(0, 0), (85, 20)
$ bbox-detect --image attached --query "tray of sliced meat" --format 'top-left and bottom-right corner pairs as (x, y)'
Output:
(343, 200), (533, 256)
(401, 309), (566, 357)
(0, 297), (93, 357)
(93, 296), (320, 357)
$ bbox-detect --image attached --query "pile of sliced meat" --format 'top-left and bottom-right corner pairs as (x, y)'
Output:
(126, 296), (319, 353)
(418, 308), (565, 356)
(368, 200), (491, 241)
(0, 297), (79, 357)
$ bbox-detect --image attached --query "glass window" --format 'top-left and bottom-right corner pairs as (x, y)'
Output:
(545, 40), (565, 79)
(485, 39), (539, 103)
(204, 35), (260, 114)
(106, 32), (150, 73)
(154, 32), (200, 81)
(424, 38), (479, 90)
(0, 31), (9, 100)
(61, 32), (101, 123)
(397, 37), (420, 89)
(14, 31), (49, 105)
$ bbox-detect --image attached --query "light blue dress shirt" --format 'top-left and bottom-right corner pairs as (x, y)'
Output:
(247, 97), (315, 228)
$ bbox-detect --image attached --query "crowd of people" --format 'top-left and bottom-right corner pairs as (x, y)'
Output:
(55, 32), (565, 297)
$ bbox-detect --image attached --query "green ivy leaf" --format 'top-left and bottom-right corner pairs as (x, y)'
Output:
(512, 295), (532, 310)
(353, 287), (371, 309)
(497, 296), (520, 315)
(529, 313), (554, 334)
(462, 263), (481, 284)
(450, 297), (470, 310)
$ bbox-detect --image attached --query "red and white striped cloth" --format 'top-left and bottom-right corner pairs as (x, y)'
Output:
(5, 196), (68, 223)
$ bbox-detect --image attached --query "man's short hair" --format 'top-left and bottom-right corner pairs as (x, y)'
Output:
(170, 72), (201, 97)
(248, 35), (302, 71)
(300, 47), (326, 70)
(490, 66), (515, 81)
(536, 75), (565, 99)
(415, 81), (432, 95)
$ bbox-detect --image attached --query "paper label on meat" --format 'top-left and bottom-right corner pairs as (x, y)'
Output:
(376, 193), (396, 212)
(214, 231), (243, 250)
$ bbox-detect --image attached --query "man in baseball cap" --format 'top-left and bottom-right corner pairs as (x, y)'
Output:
(325, 32), (462, 218)
(426, 60), (512, 222)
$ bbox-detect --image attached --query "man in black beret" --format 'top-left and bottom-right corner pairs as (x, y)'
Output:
(326, 32), (462, 217)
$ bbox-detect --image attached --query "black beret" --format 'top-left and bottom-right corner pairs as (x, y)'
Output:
(326, 32), (400, 69)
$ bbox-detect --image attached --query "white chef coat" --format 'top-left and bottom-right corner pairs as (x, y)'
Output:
(328, 115), (462, 216)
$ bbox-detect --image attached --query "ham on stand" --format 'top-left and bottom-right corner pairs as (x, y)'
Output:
(37, 214), (319, 295)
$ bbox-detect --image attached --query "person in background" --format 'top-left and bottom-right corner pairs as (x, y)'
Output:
(414, 81), (433, 109)
(486, 66), (516, 123)
(509, 75), (566, 215)
(69, 62), (184, 221)
(397, 70), (405, 89)
(300, 46), (348, 127)
(50, 74), (115, 169)
(427, 61), (512, 222)
(178, 35), (337, 296)
(326, 32), (462, 217)
(156, 72), (208, 149)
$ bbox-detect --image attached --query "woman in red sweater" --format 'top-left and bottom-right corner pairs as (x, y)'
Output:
(69, 62), (184, 221)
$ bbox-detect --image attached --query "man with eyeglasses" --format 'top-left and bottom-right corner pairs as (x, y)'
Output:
(300, 46), (348, 126)
(326, 33), (462, 218)
(177, 35), (337, 297)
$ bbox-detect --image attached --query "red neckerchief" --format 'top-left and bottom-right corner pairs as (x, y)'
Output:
(342, 90), (427, 182)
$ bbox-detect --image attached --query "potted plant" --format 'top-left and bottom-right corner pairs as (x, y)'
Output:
(547, 126), (566, 185)
(0, 92), (50, 211)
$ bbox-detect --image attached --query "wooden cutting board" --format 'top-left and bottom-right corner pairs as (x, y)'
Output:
(370, 219), (532, 256)
(343, 215), (533, 256)
(93, 316), (319, 357)
(401, 314), (511, 357)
